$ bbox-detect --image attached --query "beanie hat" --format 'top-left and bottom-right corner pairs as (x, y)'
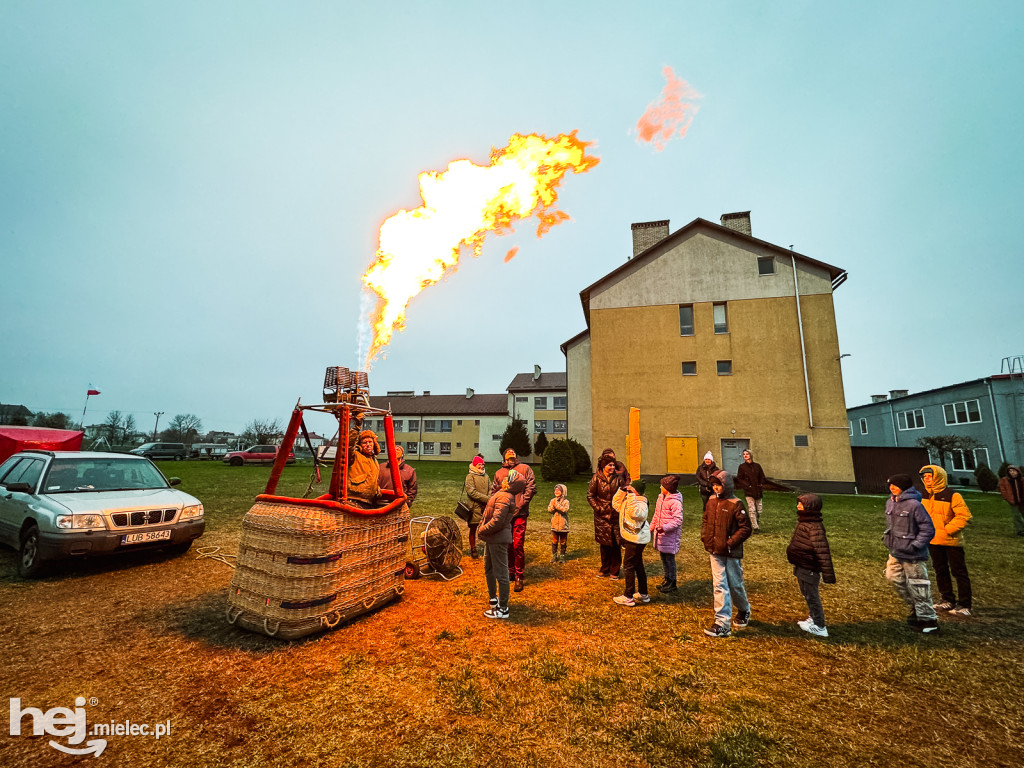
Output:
(504, 449), (517, 461)
(887, 473), (914, 492)
(601, 448), (615, 458)
(597, 455), (615, 472)
(660, 474), (679, 494)
(505, 469), (520, 485)
(471, 456), (485, 468)
(704, 451), (714, 462)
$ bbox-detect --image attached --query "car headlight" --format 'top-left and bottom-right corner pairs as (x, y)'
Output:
(55, 514), (107, 530)
(180, 504), (204, 519)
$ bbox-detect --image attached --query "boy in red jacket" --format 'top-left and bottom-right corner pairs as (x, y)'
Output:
(700, 471), (752, 638)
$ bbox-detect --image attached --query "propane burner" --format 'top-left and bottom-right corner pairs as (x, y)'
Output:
(323, 366), (369, 403)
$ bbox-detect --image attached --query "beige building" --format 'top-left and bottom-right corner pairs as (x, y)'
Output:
(507, 367), (568, 447)
(562, 212), (856, 493)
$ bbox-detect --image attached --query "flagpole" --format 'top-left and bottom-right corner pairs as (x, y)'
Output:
(80, 386), (98, 430)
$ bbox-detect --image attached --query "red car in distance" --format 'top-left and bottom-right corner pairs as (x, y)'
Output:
(222, 445), (295, 467)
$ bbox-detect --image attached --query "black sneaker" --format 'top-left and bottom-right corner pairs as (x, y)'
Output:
(704, 623), (731, 639)
(918, 618), (940, 634)
(733, 609), (751, 629)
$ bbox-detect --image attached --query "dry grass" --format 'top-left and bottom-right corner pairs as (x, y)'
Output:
(2, 460), (1023, 767)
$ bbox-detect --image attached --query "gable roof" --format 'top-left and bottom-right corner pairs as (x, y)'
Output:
(579, 217), (848, 326)
(506, 372), (567, 392)
(367, 393), (508, 416)
(559, 328), (590, 356)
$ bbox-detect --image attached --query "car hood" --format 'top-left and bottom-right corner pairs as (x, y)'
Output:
(45, 488), (201, 513)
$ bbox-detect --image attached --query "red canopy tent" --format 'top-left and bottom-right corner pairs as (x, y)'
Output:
(0, 426), (85, 464)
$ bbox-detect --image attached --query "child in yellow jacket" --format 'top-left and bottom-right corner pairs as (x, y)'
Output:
(919, 465), (973, 616)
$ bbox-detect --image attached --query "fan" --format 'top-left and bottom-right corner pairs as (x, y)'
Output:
(406, 516), (464, 580)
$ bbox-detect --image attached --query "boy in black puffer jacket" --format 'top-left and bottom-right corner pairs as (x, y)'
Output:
(786, 494), (836, 638)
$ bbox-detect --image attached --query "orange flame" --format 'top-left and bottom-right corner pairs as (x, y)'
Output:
(635, 66), (702, 151)
(361, 132), (599, 364)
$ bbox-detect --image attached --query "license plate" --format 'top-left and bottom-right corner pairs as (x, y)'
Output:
(121, 530), (172, 545)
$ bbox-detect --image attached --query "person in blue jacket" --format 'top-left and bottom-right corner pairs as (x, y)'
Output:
(883, 474), (938, 633)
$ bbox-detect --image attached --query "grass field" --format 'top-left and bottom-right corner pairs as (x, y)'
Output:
(2, 459), (1023, 767)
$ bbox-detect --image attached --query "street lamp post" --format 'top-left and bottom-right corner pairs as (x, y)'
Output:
(152, 412), (164, 441)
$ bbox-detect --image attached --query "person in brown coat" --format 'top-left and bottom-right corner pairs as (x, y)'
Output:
(463, 456), (490, 558)
(490, 449), (536, 592)
(347, 429), (381, 507)
(378, 445), (418, 507)
(998, 465), (1024, 536)
(786, 493), (835, 638)
(588, 455), (627, 578)
(700, 471), (752, 638)
(735, 450), (767, 531)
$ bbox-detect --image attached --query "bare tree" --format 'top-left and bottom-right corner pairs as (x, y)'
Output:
(163, 414), (203, 444)
(122, 414), (137, 444)
(241, 418), (284, 445)
(103, 411), (124, 443)
(916, 435), (980, 469)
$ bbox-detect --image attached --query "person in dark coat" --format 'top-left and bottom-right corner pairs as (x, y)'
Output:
(462, 456), (490, 559)
(786, 493), (835, 637)
(696, 452), (719, 511)
(478, 472), (525, 620)
(378, 446), (418, 507)
(735, 450), (767, 531)
(599, 448), (631, 485)
(998, 465), (1024, 536)
(700, 471), (752, 638)
(490, 449), (536, 592)
(588, 455), (627, 579)
(883, 474), (938, 633)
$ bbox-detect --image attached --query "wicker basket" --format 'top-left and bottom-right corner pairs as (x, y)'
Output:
(227, 498), (409, 639)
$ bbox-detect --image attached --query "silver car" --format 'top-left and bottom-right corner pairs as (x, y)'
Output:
(0, 451), (205, 577)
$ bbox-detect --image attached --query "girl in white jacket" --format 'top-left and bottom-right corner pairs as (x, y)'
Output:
(612, 481), (651, 606)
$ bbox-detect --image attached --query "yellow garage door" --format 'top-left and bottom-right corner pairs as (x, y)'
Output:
(665, 436), (698, 474)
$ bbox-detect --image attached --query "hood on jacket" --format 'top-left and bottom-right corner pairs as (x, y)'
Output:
(797, 493), (823, 520)
(505, 477), (526, 496)
(712, 470), (736, 499)
(554, 484), (567, 499)
(892, 486), (922, 502)
(919, 464), (948, 493)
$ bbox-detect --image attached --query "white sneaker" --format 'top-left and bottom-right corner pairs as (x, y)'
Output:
(950, 607), (973, 617)
(633, 593), (651, 604)
(613, 595), (635, 607)
(483, 606), (509, 620)
(797, 618), (813, 631)
(801, 622), (828, 638)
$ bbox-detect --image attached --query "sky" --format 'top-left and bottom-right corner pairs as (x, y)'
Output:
(2, 1), (1021, 436)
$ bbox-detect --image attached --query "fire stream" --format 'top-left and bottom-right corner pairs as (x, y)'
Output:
(360, 132), (599, 366)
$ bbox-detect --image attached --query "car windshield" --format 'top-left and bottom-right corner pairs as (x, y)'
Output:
(42, 458), (170, 493)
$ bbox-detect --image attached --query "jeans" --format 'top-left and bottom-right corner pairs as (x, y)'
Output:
(794, 566), (825, 627)
(507, 516), (527, 580)
(745, 496), (763, 529)
(483, 542), (510, 609)
(659, 551), (676, 582)
(622, 541), (648, 597)
(884, 555), (937, 620)
(708, 554), (750, 626)
(928, 544), (972, 608)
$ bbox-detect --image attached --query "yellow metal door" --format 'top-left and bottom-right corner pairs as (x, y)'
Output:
(665, 436), (698, 474)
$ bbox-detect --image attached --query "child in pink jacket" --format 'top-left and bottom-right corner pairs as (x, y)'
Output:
(651, 474), (683, 593)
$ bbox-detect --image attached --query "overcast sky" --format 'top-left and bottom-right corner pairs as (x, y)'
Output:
(2, 1), (1021, 436)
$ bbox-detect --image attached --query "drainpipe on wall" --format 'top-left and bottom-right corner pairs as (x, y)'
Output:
(792, 255), (814, 428)
(888, 400), (898, 447)
(986, 378), (1006, 464)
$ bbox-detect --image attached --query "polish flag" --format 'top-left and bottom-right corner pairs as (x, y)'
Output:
(87, 389), (101, 396)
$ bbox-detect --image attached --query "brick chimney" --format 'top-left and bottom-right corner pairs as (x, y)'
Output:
(630, 220), (670, 258)
(871, 394), (889, 403)
(889, 389), (909, 399)
(720, 211), (751, 236)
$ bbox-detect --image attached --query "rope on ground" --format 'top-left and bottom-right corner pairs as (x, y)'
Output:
(194, 546), (237, 569)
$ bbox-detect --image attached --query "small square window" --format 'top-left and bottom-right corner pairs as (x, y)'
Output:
(794, 435), (809, 447)
(457, 420), (462, 426)
(757, 257), (775, 275)
(535, 397), (547, 409)
(456, 442), (462, 449)
(717, 360), (732, 375)
(474, 420), (480, 426)
(682, 361), (697, 376)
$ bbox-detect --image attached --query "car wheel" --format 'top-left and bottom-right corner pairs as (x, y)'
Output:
(163, 540), (193, 556)
(229, 457), (243, 467)
(174, 455), (183, 461)
(18, 524), (47, 578)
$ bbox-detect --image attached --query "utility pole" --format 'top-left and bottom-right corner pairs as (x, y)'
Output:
(152, 412), (164, 441)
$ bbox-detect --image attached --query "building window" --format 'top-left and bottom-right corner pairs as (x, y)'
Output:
(375, 419), (385, 431)
(757, 256), (775, 275)
(474, 442), (479, 449)
(794, 435), (809, 447)
(456, 442), (462, 449)
(944, 399), (982, 425)
(515, 396), (528, 403)
(717, 360), (732, 376)
(491, 434), (502, 441)
(424, 420), (437, 432)
(553, 396), (566, 410)
(679, 304), (694, 336)
(535, 420), (548, 433)
(440, 442), (451, 456)
(951, 447), (989, 472)
(553, 420), (567, 433)
(456, 420), (462, 426)
(713, 303), (729, 334)
(422, 442), (435, 455)
(535, 396), (547, 409)
(848, 420), (853, 436)
(474, 420), (480, 426)
(405, 442), (418, 455)
(393, 419), (403, 432)
(408, 420), (420, 432)
(897, 409), (926, 431)
(682, 361), (697, 376)
(440, 420), (452, 432)
(860, 418), (868, 435)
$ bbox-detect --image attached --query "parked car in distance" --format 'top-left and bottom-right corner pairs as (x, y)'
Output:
(222, 445), (296, 466)
(129, 442), (188, 461)
(0, 451), (205, 578)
